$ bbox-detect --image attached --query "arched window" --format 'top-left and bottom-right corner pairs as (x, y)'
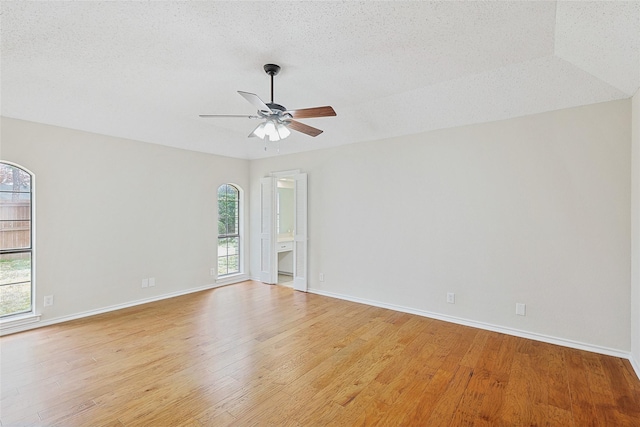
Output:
(217, 184), (240, 276)
(0, 162), (34, 318)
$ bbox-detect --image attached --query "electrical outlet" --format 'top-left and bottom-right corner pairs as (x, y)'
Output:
(142, 278), (149, 288)
(210, 268), (216, 276)
(446, 292), (455, 304)
(149, 277), (155, 287)
(319, 273), (325, 282)
(44, 295), (54, 307)
(516, 303), (526, 316)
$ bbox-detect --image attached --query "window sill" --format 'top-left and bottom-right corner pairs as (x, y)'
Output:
(0, 313), (41, 333)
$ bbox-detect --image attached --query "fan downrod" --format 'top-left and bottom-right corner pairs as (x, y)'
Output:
(264, 64), (281, 104)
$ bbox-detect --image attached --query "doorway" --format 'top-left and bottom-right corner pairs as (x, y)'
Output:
(260, 171), (308, 291)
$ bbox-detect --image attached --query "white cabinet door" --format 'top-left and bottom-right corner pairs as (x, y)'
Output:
(293, 173), (308, 292)
(260, 177), (277, 284)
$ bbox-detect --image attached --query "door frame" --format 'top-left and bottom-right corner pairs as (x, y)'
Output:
(261, 170), (308, 291)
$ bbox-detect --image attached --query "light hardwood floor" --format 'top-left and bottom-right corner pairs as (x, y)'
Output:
(1, 281), (639, 426)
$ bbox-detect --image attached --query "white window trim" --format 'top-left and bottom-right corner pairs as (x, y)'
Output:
(0, 161), (37, 321)
(0, 313), (41, 333)
(215, 272), (249, 286)
(216, 183), (244, 279)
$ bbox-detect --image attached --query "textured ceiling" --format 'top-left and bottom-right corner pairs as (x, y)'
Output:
(1, 1), (639, 160)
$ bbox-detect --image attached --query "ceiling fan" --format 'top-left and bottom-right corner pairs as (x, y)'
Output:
(199, 64), (336, 142)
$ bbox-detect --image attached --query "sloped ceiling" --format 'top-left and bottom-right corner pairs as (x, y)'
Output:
(1, 1), (638, 159)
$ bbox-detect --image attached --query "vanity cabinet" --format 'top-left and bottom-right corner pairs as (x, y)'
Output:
(277, 241), (293, 252)
(277, 240), (293, 274)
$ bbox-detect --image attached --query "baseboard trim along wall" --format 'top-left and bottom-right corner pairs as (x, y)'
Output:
(309, 288), (640, 380)
(631, 355), (640, 381)
(0, 277), (249, 336)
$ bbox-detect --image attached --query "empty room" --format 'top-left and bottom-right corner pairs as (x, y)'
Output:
(1, 1), (639, 426)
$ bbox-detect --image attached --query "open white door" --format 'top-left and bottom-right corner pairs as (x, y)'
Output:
(293, 173), (308, 292)
(260, 177), (277, 284)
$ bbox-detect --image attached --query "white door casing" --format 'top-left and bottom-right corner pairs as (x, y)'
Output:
(260, 172), (308, 291)
(293, 173), (308, 292)
(260, 176), (277, 284)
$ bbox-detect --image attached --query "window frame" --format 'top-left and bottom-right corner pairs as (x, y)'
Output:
(217, 183), (241, 277)
(0, 161), (35, 319)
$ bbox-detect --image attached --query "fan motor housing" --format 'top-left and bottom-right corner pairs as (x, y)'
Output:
(266, 103), (286, 112)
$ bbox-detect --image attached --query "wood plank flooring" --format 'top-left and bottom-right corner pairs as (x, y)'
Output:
(1, 280), (639, 426)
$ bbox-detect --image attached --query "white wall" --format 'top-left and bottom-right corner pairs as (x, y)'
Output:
(250, 99), (632, 352)
(1, 117), (249, 326)
(632, 91), (640, 373)
(2, 98), (634, 358)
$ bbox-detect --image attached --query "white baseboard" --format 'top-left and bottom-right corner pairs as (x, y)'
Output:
(631, 353), (640, 381)
(0, 279), (247, 336)
(308, 288), (635, 364)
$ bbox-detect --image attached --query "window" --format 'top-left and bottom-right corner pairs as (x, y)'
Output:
(0, 162), (33, 318)
(217, 184), (240, 276)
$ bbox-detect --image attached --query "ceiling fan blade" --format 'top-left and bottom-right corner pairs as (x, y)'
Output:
(238, 91), (273, 113)
(287, 106), (336, 119)
(288, 120), (323, 137)
(199, 114), (259, 118)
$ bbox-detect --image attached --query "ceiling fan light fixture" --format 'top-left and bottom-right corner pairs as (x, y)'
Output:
(251, 122), (267, 139)
(277, 123), (291, 139)
(259, 120), (280, 142)
(264, 120), (276, 136)
(269, 133), (280, 142)
(250, 120), (291, 142)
